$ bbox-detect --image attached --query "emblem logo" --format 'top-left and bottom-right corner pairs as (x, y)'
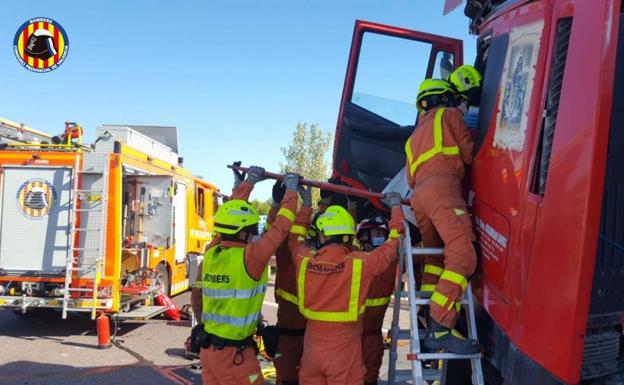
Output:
(16, 179), (57, 219)
(13, 17), (69, 73)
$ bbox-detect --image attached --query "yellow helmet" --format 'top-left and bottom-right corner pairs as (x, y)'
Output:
(315, 205), (356, 237)
(214, 199), (259, 235)
(416, 78), (454, 111)
(448, 65), (482, 96)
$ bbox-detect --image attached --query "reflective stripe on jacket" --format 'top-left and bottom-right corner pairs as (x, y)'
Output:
(405, 107), (474, 187)
(297, 256), (365, 322)
(405, 108), (459, 175)
(201, 245), (268, 340)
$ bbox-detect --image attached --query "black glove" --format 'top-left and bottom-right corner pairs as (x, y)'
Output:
(272, 180), (286, 205)
(298, 185), (312, 207)
(232, 161), (246, 188)
(246, 166), (266, 185)
(319, 177), (340, 202)
(383, 192), (403, 208)
(282, 173), (300, 191)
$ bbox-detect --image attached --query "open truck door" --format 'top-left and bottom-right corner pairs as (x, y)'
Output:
(332, 20), (463, 217)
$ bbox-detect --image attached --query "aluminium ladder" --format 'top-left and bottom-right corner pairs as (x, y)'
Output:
(387, 220), (484, 385)
(62, 153), (110, 320)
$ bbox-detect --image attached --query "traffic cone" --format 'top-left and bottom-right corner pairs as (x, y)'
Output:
(96, 312), (112, 349)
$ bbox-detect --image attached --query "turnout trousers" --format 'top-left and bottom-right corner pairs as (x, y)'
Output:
(200, 345), (264, 385)
(411, 174), (477, 329)
(299, 325), (365, 385)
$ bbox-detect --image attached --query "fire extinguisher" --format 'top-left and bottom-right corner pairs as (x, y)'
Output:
(155, 292), (181, 321)
(96, 312), (112, 349)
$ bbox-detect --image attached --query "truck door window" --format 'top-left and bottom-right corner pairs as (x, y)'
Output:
(351, 33), (440, 126)
(474, 33), (509, 150)
(196, 186), (205, 218)
(433, 51), (455, 79)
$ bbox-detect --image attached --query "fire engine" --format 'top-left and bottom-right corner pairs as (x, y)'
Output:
(0, 117), (218, 320)
(330, 1), (624, 384)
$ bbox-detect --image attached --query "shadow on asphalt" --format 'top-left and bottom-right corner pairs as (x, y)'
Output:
(0, 361), (203, 385)
(2, 309), (153, 341)
(164, 348), (187, 359)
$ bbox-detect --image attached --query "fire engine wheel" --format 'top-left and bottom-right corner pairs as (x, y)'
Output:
(155, 263), (170, 296)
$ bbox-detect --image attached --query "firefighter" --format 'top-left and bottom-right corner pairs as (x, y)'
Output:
(266, 180), (308, 385)
(356, 215), (395, 385)
(190, 166), (300, 385)
(448, 65), (483, 129)
(405, 78), (481, 355)
(289, 189), (405, 385)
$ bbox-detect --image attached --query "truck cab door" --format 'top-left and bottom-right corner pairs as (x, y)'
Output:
(332, 20), (464, 197)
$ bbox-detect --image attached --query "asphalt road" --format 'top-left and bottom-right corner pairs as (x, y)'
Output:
(0, 283), (411, 385)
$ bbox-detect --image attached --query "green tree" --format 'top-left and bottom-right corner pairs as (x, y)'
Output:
(250, 199), (270, 215)
(280, 123), (332, 206)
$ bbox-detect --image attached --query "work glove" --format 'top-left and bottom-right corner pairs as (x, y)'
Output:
(319, 184), (332, 206)
(464, 109), (479, 129)
(245, 166), (266, 185)
(282, 172), (301, 191)
(271, 180), (286, 208)
(383, 192), (403, 208)
(298, 185), (312, 207)
(232, 161), (246, 188)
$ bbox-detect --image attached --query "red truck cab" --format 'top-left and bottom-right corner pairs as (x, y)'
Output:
(330, 1), (624, 383)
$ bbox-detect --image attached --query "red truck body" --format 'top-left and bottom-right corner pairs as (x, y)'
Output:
(330, 1), (624, 383)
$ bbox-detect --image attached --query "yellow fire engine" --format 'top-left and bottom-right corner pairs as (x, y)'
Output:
(0, 117), (218, 319)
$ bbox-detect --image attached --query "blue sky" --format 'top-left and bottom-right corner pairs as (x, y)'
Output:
(1, 0), (475, 200)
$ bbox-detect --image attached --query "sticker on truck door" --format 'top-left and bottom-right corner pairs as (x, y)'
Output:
(16, 178), (57, 219)
(494, 20), (544, 151)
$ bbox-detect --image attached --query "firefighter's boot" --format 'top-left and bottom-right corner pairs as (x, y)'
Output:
(423, 319), (481, 355)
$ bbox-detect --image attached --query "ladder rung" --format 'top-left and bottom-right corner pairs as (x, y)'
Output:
(397, 329), (426, 340)
(76, 189), (103, 193)
(72, 248), (100, 251)
(415, 291), (432, 298)
(416, 352), (482, 360)
(74, 228), (101, 232)
(393, 368), (442, 381)
(412, 298), (470, 306)
(79, 171), (104, 175)
(75, 209), (102, 212)
(411, 247), (444, 255)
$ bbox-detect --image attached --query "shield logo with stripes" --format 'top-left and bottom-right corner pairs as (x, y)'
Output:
(16, 179), (58, 219)
(13, 17), (69, 73)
